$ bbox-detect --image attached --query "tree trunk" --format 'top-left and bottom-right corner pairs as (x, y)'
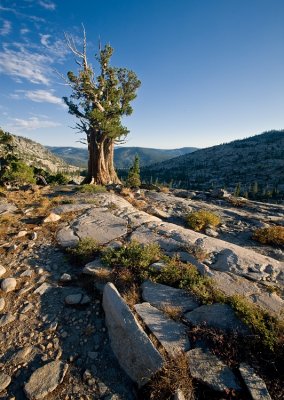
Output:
(85, 131), (121, 185)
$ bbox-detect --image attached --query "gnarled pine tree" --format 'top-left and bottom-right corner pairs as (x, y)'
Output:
(63, 30), (141, 184)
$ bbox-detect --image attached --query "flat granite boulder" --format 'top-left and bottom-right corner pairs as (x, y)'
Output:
(103, 283), (164, 387)
(141, 281), (199, 313)
(24, 360), (68, 399)
(134, 302), (190, 357)
(57, 208), (127, 247)
(239, 363), (271, 400)
(184, 303), (249, 334)
(187, 348), (241, 392)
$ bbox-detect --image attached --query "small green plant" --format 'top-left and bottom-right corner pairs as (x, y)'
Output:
(252, 226), (284, 246)
(102, 241), (161, 272)
(77, 184), (107, 194)
(186, 210), (220, 232)
(66, 238), (100, 265)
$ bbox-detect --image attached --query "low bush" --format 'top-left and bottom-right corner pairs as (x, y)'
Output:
(1, 160), (36, 184)
(252, 226), (284, 246)
(77, 184), (107, 194)
(102, 241), (161, 273)
(186, 210), (221, 232)
(66, 238), (100, 265)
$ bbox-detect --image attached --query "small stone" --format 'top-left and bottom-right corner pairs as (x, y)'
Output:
(30, 232), (38, 240)
(0, 372), (11, 391)
(20, 269), (33, 277)
(1, 277), (17, 292)
(60, 273), (72, 282)
(87, 351), (98, 360)
(34, 283), (51, 295)
(174, 389), (186, 400)
(11, 346), (33, 364)
(65, 294), (82, 305)
(0, 298), (5, 312)
(0, 313), (15, 327)
(21, 303), (33, 314)
(24, 360), (68, 399)
(17, 230), (28, 238)
(80, 295), (91, 305)
(0, 265), (6, 278)
(239, 363), (272, 400)
(8, 244), (18, 252)
(43, 213), (61, 223)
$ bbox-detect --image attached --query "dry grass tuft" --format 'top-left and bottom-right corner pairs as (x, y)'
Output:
(252, 226), (284, 247)
(122, 284), (140, 307)
(147, 353), (194, 400)
(160, 304), (183, 321)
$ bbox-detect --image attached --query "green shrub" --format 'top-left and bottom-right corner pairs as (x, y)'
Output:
(230, 295), (282, 350)
(187, 210), (220, 232)
(77, 184), (107, 194)
(1, 160), (35, 184)
(102, 241), (161, 272)
(66, 238), (100, 265)
(252, 226), (284, 246)
(48, 172), (69, 185)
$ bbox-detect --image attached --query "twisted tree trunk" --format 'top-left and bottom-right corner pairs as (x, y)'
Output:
(85, 131), (121, 185)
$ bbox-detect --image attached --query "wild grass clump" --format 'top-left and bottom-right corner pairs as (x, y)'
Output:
(186, 210), (220, 232)
(252, 226), (284, 246)
(66, 237), (100, 265)
(77, 184), (107, 194)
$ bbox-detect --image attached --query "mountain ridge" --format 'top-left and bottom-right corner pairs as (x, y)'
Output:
(141, 130), (284, 195)
(47, 146), (198, 169)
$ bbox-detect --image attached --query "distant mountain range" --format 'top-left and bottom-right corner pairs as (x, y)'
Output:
(47, 146), (198, 169)
(141, 130), (284, 194)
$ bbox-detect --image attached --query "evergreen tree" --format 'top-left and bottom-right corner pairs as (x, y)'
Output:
(63, 29), (141, 185)
(234, 182), (241, 197)
(126, 154), (141, 187)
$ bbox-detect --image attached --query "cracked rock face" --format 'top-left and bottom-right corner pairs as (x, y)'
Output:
(57, 208), (128, 247)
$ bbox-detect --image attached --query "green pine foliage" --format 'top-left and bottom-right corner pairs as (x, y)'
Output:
(126, 154), (141, 187)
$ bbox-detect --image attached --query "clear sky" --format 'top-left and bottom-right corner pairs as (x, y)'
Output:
(0, 0), (283, 149)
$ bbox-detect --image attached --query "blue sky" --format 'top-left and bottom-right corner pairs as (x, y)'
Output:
(0, 0), (283, 149)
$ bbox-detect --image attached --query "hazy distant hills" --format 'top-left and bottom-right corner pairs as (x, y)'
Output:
(141, 130), (284, 193)
(47, 146), (198, 169)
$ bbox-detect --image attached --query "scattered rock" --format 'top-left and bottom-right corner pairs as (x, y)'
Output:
(239, 363), (272, 400)
(59, 273), (72, 282)
(0, 298), (5, 311)
(184, 303), (249, 334)
(134, 302), (190, 357)
(0, 313), (16, 327)
(65, 293), (91, 305)
(83, 258), (112, 277)
(103, 282), (164, 387)
(24, 360), (68, 399)
(17, 230), (28, 237)
(11, 346), (34, 364)
(174, 389), (186, 400)
(30, 232), (38, 240)
(1, 277), (17, 292)
(0, 372), (11, 392)
(141, 280), (199, 313)
(187, 347), (241, 392)
(0, 265), (6, 278)
(43, 213), (61, 223)
(33, 282), (52, 295)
